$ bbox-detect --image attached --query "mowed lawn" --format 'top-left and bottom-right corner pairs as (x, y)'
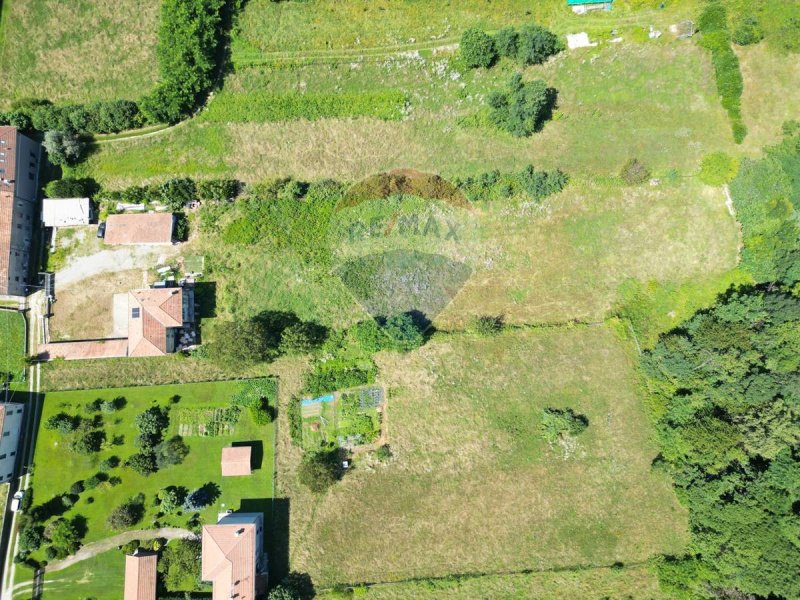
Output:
(26, 380), (275, 548)
(0, 0), (159, 104)
(285, 326), (688, 585)
(76, 41), (734, 186)
(0, 310), (26, 384)
(20, 549), (124, 600)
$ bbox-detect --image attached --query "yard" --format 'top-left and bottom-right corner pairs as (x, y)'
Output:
(281, 325), (689, 585)
(0, 0), (159, 104)
(15, 379), (277, 591)
(0, 310), (26, 385)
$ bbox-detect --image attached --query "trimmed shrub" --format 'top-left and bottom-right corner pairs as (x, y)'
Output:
(44, 177), (98, 199)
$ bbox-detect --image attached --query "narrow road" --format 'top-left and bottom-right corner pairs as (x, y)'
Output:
(43, 527), (194, 573)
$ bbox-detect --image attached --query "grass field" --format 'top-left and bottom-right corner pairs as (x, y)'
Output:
(0, 0), (159, 104)
(315, 563), (670, 599)
(0, 310), (26, 385)
(25, 380), (275, 553)
(281, 325), (688, 585)
(31, 548), (127, 600)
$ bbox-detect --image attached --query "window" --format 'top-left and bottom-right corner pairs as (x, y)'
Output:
(10, 452), (15, 457)
(14, 277), (18, 282)
(16, 409), (22, 414)
(28, 173), (34, 180)
(131, 307), (140, 318)
(3, 432), (9, 437)
(30, 162), (35, 169)
(30, 151), (35, 158)
(0, 455), (6, 460)
(5, 474), (10, 479)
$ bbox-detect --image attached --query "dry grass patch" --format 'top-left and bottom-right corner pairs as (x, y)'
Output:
(284, 326), (688, 585)
(0, 0), (159, 104)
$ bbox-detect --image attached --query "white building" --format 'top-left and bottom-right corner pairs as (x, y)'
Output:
(0, 402), (25, 482)
(42, 197), (91, 228)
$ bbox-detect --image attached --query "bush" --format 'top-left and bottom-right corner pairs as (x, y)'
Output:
(68, 427), (105, 455)
(494, 27), (518, 58)
(381, 313), (427, 351)
(45, 517), (82, 554)
(157, 486), (187, 514)
(460, 27), (497, 68)
(197, 178), (240, 202)
(279, 322), (328, 355)
(288, 398), (303, 445)
(732, 16), (764, 46)
(160, 178), (196, 211)
(108, 498), (145, 529)
(85, 475), (102, 489)
(155, 436), (190, 469)
(457, 165), (568, 202)
(44, 177), (98, 199)
(44, 413), (79, 434)
(298, 450), (342, 493)
(18, 526), (44, 553)
(540, 407), (589, 443)
(374, 445), (392, 461)
(99, 456), (120, 472)
(174, 212), (190, 241)
(127, 451), (158, 476)
(488, 74), (556, 137)
(69, 481), (84, 495)
(209, 317), (278, 363)
(469, 315), (504, 335)
(44, 546), (58, 560)
(515, 24), (561, 65)
(699, 152), (739, 185)
(620, 158), (651, 185)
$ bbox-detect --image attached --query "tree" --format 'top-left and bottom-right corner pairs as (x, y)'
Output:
(157, 486), (187, 513)
(158, 539), (202, 591)
(619, 158), (651, 185)
(183, 484), (219, 511)
(159, 178), (196, 211)
(298, 450), (341, 494)
(108, 497), (145, 529)
(42, 130), (84, 166)
(279, 322), (328, 355)
(45, 517), (82, 554)
(381, 313), (426, 352)
(268, 572), (315, 600)
(127, 451), (158, 476)
(515, 24), (561, 65)
(69, 427), (105, 455)
(135, 407), (169, 439)
(18, 526), (44, 554)
(494, 27), (518, 58)
(44, 177), (98, 199)
(44, 413), (79, 434)
(155, 436), (190, 469)
(488, 74), (556, 137)
(209, 317), (276, 363)
(460, 27), (497, 68)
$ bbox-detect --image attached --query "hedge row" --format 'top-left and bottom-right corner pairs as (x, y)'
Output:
(202, 89), (408, 123)
(698, 1), (746, 143)
(0, 99), (143, 135)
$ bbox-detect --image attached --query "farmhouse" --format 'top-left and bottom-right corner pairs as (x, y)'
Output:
(123, 549), (157, 600)
(0, 126), (41, 297)
(0, 401), (25, 483)
(221, 446), (252, 476)
(202, 512), (267, 600)
(41, 197), (91, 228)
(567, 0), (613, 14)
(128, 286), (195, 357)
(104, 212), (174, 245)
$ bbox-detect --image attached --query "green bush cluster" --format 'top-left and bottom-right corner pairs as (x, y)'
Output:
(140, 0), (229, 123)
(699, 151), (739, 185)
(540, 408), (588, 444)
(732, 16), (764, 46)
(0, 98), (143, 135)
(729, 129), (800, 284)
(488, 73), (557, 137)
(342, 171), (468, 209)
(203, 90), (408, 123)
(698, 1), (746, 143)
(456, 164), (568, 202)
(460, 23), (561, 69)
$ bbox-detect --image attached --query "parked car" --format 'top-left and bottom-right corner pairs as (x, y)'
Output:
(10, 490), (24, 512)
(96, 221), (106, 238)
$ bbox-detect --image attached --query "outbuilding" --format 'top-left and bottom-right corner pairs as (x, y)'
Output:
(42, 197), (91, 228)
(568, 0), (613, 14)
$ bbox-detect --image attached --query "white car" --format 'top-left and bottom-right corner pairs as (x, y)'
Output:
(10, 490), (24, 513)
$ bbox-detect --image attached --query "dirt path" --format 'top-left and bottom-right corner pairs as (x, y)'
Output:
(43, 528), (194, 573)
(56, 245), (180, 288)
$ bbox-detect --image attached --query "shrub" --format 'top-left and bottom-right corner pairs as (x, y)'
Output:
(488, 74), (556, 137)
(99, 456), (120, 472)
(108, 497), (145, 529)
(45, 517), (82, 554)
(460, 27), (497, 68)
(620, 158), (651, 185)
(43, 130), (85, 166)
(732, 16), (764, 46)
(44, 546), (58, 560)
(494, 27), (518, 58)
(85, 475), (102, 489)
(68, 427), (105, 455)
(18, 525), (44, 553)
(280, 322), (328, 355)
(174, 212), (190, 242)
(699, 152), (739, 185)
(160, 178), (196, 211)
(540, 408), (589, 443)
(157, 486), (187, 513)
(381, 313), (426, 351)
(298, 449), (342, 493)
(457, 165), (568, 202)
(155, 436), (190, 469)
(469, 315), (504, 335)
(288, 398), (303, 445)
(197, 178), (240, 202)
(69, 481), (84, 495)
(209, 317), (278, 363)
(44, 177), (98, 199)
(374, 445), (392, 461)
(515, 24), (561, 65)
(183, 487), (210, 511)
(44, 413), (79, 434)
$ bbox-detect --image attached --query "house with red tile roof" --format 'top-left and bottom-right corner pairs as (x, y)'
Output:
(128, 286), (194, 356)
(124, 549), (157, 600)
(0, 126), (41, 297)
(221, 446), (252, 477)
(202, 512), (267, 600)
(104, 212), (174, 245)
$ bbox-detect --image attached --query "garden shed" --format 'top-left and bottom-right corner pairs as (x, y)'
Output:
(568, 0), (613, 14)
(221, 445), (252, 476)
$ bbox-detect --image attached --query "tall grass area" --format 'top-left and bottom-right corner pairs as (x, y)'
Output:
(0, 310), (26, 384)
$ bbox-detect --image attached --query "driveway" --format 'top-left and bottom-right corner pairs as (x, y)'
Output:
(56, 244), (180, 288)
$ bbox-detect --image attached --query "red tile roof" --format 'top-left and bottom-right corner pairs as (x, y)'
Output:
(221, 446), (252, 476)
(128, 288), (184, 357)
(124, 551), (157, 600)
(0, 126), (19, 295)
(202, 522), (258, 600)
(105, 213), (173, 245)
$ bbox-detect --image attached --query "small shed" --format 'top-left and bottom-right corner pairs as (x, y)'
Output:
(568, 0), (613, 14)
(42, 197), (91, 227)
(221, 446), (252, 476)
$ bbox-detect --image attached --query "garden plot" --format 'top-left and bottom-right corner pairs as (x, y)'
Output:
(301, 386), (385, 450)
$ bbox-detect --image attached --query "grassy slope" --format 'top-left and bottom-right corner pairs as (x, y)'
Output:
(284, 326), (688, 585)
(0, 0), (159, 104)
(0, 310), (26, 384)
(27, 381), (275, 547)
